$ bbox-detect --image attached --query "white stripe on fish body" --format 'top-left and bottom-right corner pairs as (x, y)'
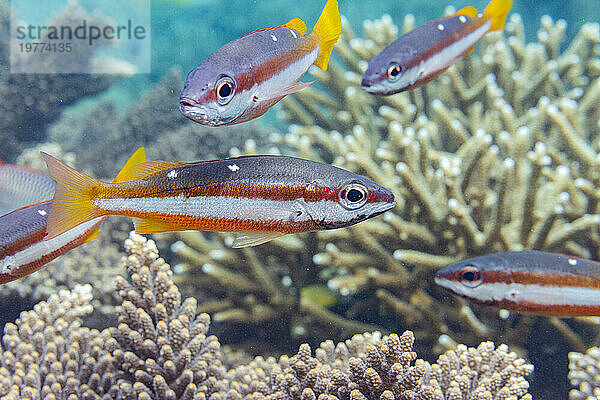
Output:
(95, 195), (316, 223)
(252, 47), (319, 101)
(0, 217), (103, 276)
(96, 195), (392, 226)
(438, 279), (600, 307)
(395, 19), (492, 89)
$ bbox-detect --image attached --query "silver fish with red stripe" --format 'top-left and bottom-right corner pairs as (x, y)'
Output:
(361, 0), (512, 95)
(179, 0), (341, 126)
(435, 251), (600, 316)
(41, 150), (395, 248)
(0, 201), (104, 284)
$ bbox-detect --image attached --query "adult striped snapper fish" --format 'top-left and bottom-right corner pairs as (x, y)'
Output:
(0, 158), (55, 215)
(361, 0), (512, 95)
(435, 251), (600, 316)
(0, 149), (145, 284)
(179, 0), (342, 126)
(41, 151), (395, 248)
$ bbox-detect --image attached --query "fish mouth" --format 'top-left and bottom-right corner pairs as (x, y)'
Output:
(179, 98), (239, 126)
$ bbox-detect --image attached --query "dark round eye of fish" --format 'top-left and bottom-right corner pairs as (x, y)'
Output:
(458, 265), (483, 288)
(339, 182), (369, 210)
(216, 76), (236, 105)
(387, 64), (402, 81)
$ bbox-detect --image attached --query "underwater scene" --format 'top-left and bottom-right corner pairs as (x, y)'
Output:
(1, 0), (600, 398)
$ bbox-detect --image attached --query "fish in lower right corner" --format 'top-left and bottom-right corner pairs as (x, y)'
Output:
(361, 0), (512, 95)
(435, 250), (600, 316)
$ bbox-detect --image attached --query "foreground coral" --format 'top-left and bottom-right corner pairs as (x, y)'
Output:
(569, 346), (600, 400)
(0, 233), (534, 399)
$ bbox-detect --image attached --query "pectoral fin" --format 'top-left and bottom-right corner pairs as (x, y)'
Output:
(231, 232), (285, 248)
(253, 81), (313, 102)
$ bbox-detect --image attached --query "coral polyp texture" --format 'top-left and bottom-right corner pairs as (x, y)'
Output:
(0, 232), (534, 400)
(569, 346), (600, 400)
(110, 232), (227, 399)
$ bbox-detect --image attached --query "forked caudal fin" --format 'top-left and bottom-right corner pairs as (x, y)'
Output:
(483, 0), (513, 31)
(41, 147), (147, 239)
(311, 0), (342, 70)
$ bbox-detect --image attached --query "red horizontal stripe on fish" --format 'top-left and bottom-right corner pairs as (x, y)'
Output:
(436, 250), (600, 316)
(0, 201), (104, 284)
(42, 152), (395, 248)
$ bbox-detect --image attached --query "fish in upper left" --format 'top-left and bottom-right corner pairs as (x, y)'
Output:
(0, 148), (145, 284)
(179, 0), (342, 126)
(41, 151), (395, 248)
(0, 157), (55, 215)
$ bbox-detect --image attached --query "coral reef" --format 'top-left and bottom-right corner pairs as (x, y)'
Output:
(569, 346), (600, 400)
(110, 231), (227, 399)
(0, 284), (119, 399)
(167, 13), (600, 370)
(0, 0), (128, 162)
(0, 232), (534, 399)
(225, 331), (533, 400)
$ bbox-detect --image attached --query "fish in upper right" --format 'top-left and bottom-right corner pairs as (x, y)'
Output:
(179, 0), (341, 126)
(361, 0), (513, 95)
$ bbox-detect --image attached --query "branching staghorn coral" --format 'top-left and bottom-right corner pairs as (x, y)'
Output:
(0, 284), (119, 399)
(109, 232), (228, 400)
(0, 231), (536, 399)
(168, 230), (384, 350)
(569, 346), (600, 400)
(260, 12), (600, 351)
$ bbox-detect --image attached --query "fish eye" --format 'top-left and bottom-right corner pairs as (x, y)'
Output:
(216, 76), (236, 105)
(458, 265), (483, 288)
(339, 182), (369, 210)
(387, 64), (402, 81)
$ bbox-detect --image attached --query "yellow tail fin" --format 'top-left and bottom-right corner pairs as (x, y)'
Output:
(484, 0), (513, 31)
(311, 0), (342, 70)
(42, 147), (147, 239)
(41, 153), (105, 239)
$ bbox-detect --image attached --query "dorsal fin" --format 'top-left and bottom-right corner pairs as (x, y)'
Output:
(452, 5), (478, 18)
(241, 17), (308, 38)
(121, 161), (187, 181)
(113, 147), (146, 183)
(283, 17), (307, 35)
